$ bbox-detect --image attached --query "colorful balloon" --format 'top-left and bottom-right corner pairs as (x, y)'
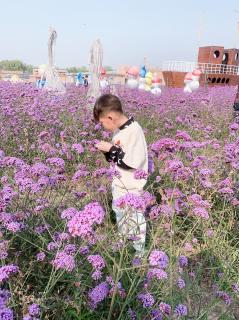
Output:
(140, 65), (147, 78)
(101, 67), (106, 75)
(127, 66), (139, 77)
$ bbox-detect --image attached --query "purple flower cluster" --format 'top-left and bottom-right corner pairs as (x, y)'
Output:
(178, 255), (188, 268)
(148, 250), (169, 268)
(0, 264), (19, 282)
(72, 143), (84, 154)
(88, 281), (109, 309)
(134, 169), (148, 180)
(174, 304), (187, 316)
(0, 289), (13, 319)
(51, 251), (75, 272)
(114, 191), (155, 211)
(138, 292), (155, 308)
(188, 194), (210, 220)
(216, 291), (232, 305)
(147, 268), (168, 281)
(66, 202), (105, 239)
(87, 255), (105, 270)
(177, 277), (186, 289)
(159, 302), (171, 315)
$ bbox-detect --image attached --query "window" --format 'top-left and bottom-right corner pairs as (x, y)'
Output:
(212, 78), (216, 83)
(222, 53), (228, 64)
(217, 78), (221, 83)
(213, 50), (220, 58)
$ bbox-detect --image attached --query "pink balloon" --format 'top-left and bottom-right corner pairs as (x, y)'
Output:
(101, 68), (106, 75)
(152, 77), (161, 84)
(185, 72), (193, 81)
(127, 66), (139, 77)
(192, 69), (201, 76)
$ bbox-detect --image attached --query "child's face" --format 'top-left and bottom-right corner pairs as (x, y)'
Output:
(99, 113), (116, 132)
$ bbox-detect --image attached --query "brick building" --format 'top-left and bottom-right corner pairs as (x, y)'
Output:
(162, 46), (239, 88)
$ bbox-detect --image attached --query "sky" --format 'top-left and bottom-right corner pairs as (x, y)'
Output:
(1, 0), (239, 69)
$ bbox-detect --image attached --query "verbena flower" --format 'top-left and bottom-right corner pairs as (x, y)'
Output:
(88, 282), (109, 309)
(147, 268), (168, 281)
(138, 292), (155, 308)
(51, 251), (75, 272)
(177, 277), (186, 289)
(87, 255), (105, 270)
(28, 303), (40, 316)
(178, 255), (188, 268)
(0, 265), (19, 282)
(174, 304), (187, 316)
(159, 302), (171, 315)
(148, 250), (169, 269)
(72, 143), (84, 154)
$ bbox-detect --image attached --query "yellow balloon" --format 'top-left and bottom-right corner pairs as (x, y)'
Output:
(144, 85), (151, 91)
(145, 78), (152, 86)
(145, 72), (153, 79)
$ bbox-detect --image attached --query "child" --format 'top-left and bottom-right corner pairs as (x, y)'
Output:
(233, 88), (239, 111)
(94, 94), (148, 256)
(83, 75), (89, 88)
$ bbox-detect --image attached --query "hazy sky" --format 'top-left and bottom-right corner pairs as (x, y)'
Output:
(1, 0), (239, 68)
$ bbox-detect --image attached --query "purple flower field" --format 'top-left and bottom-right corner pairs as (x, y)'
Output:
(0, 81), (239, 319)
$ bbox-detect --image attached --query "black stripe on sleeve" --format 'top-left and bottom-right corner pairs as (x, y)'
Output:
(104, 145), (132, 169)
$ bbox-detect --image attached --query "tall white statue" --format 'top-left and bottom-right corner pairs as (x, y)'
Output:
(40, 28), (65, 93)
(87, 39), (103, 100)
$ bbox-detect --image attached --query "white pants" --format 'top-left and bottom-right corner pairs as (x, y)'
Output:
(112, 186), (146, 253)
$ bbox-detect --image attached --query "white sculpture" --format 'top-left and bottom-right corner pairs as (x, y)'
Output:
(151, 74), (161, 95)
(87, 39), (103, 100)
(184, 69), (201, 93)
(42, 28), (66, 93)
(126, 66), (139, 89)
(138, 77), (146, 90)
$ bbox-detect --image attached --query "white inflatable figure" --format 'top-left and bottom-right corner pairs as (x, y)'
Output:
(138, 77), (146, 90)
(184, 72), (193, 93)
(127, 66), (139, 89)
(76, 73), (83, 86)
(188, 69), (201, 92)
(138, 65), (147, 90)
(100, 67), (109, 89)
(37, 64), (47, 88)
(151, 74), (161, 95)
(144, 72), (153, 91)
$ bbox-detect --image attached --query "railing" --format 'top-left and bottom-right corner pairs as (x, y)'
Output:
(162, 60), (239, 75)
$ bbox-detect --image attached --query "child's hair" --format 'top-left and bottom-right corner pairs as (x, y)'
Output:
(93, 94), (123, 122)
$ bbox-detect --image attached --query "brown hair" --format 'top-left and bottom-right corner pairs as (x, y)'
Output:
(93, 94), (123, 122)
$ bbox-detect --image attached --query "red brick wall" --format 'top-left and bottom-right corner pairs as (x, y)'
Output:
(162, 71), (187, 88)
(162, 71), (239, 88)
(202, 74), (239, 87)
(198, 46), (224, 64)
(225, 49), (239, 66)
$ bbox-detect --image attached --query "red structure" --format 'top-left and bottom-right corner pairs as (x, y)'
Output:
(163, 46), (239, 88)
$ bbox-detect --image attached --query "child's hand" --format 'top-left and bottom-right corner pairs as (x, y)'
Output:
(95, 141), (113, 152)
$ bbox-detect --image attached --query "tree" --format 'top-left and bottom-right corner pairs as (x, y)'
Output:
(0, 60), (34, 73)
(104, 66), (113, 72)
(66, 66), (89, 73)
